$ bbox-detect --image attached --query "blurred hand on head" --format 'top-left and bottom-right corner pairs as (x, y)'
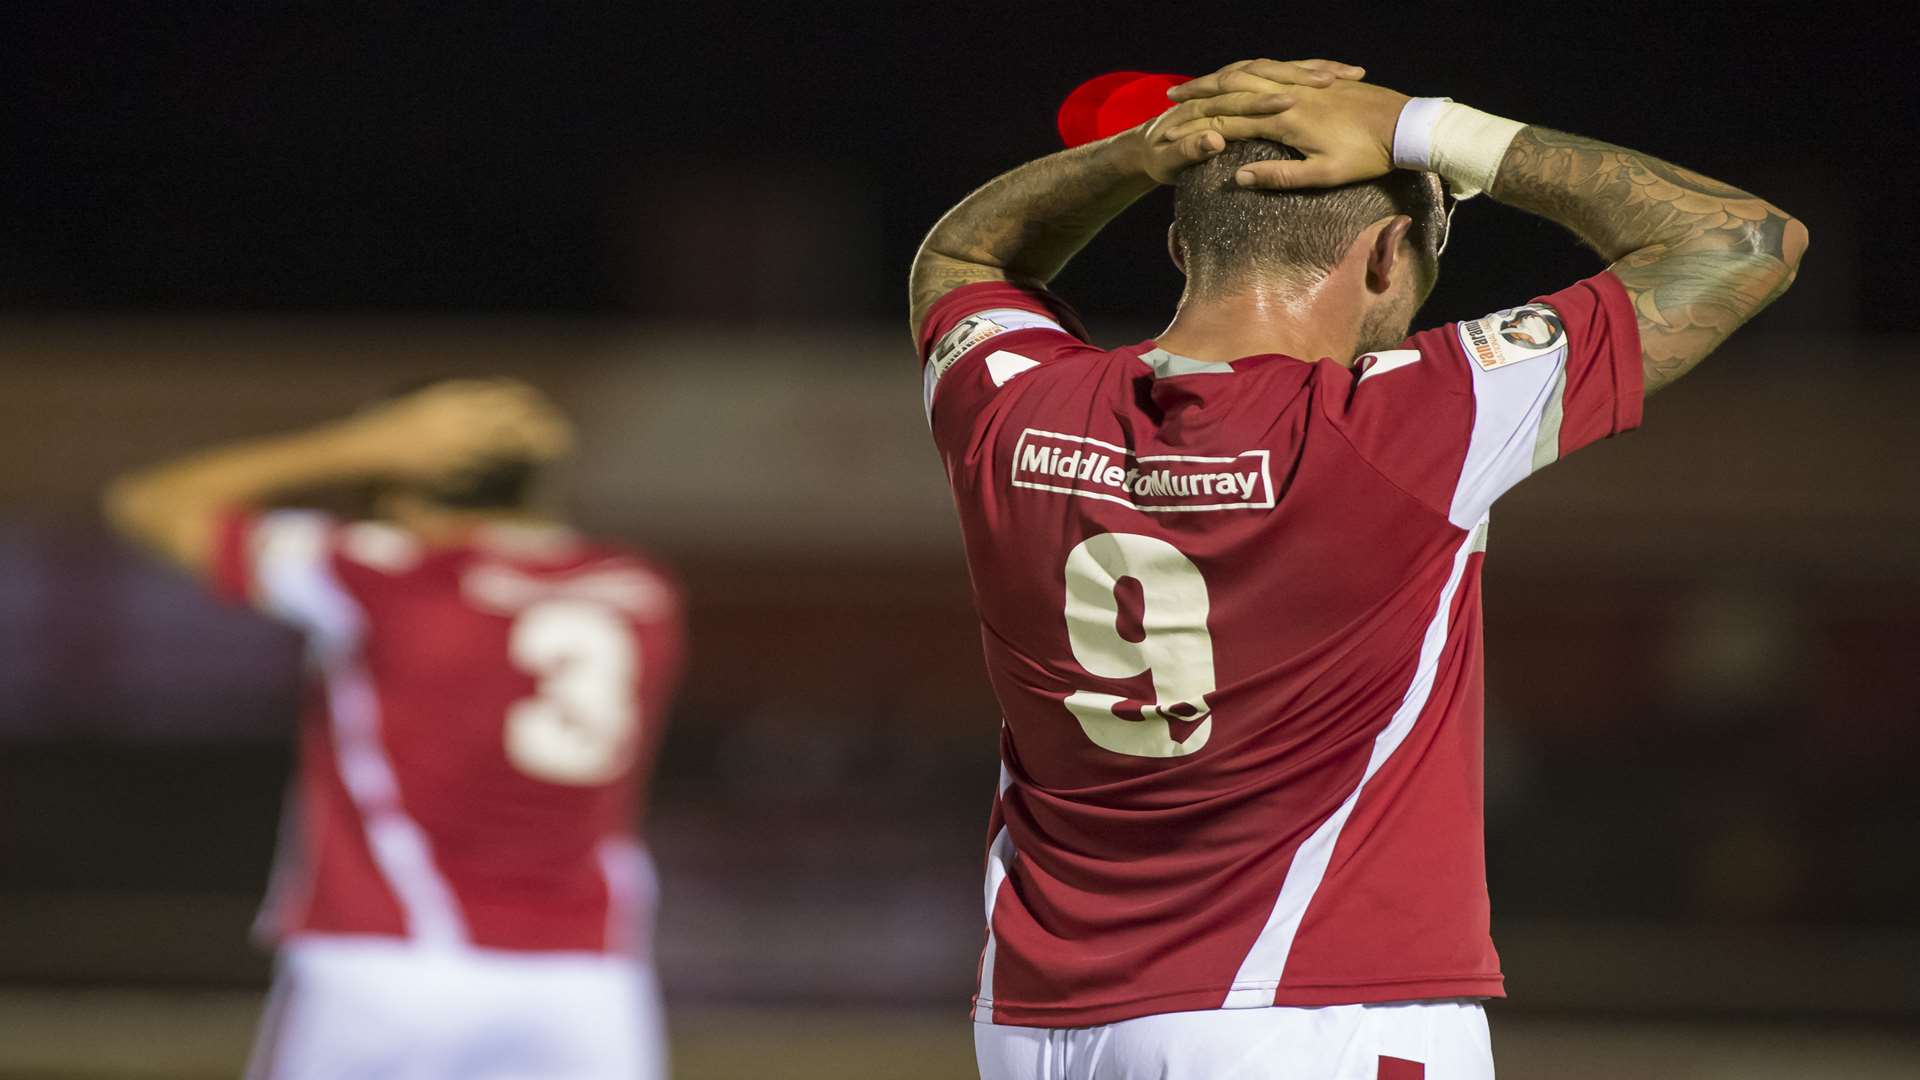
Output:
(348, 378), (575, 482)
(1160, 60), (1411, 190)
(1135, 59), (1368, 184)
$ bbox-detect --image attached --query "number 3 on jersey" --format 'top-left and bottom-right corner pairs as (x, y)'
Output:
(504, 600), (640, 784)
(1063, 533), (1216, 758)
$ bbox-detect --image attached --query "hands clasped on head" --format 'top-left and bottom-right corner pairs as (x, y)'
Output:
(1137, 58), (1411, 190)
(345, 377), (577, 484)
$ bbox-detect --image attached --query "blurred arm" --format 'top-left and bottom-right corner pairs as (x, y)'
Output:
(103, 421), (389, 578)
(1491, 128), (1809, 394)
(104, 378), (573, 577)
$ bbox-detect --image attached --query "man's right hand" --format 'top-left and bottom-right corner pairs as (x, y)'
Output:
(1161, 60), (1411, 190)
(1137, 58), (1369, 185)
(343, 378), (575, 483)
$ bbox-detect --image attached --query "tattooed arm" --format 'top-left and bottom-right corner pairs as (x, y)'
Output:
(1157, 63), (1809, 394)
(1491, 128), (1809, 394)
(907, 136), (1157, 343)
(908, 59), (1368, 342)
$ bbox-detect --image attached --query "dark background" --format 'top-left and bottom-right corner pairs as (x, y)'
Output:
(3, 4), (1918, 1077)
(3, 4), (1910, 327)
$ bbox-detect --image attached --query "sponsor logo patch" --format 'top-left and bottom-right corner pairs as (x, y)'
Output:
(928, 314), (1006, 381)
(923, 307), (1067, 423)
(1010, 428), (1273, 512)
(1457, 303), (1566, 372)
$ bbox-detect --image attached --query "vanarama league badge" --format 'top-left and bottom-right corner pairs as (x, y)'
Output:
(1458, 303), (1567, 372)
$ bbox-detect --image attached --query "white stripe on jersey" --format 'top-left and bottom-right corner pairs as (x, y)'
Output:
(245, 511), (470, 947)
(325, 662), (471, 947)
(1448, 332), (1570, 529)
(973, 763), (1017, 1023)
(1222, 519), (1486, 1006)
(249, 512), (364, 657)
(1531, 362), (1568, 473)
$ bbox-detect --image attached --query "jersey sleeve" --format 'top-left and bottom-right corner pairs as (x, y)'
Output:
(1341, 270), (1644, 528)
(211, 509), (363, 653)
(916, 280), (1093, 431)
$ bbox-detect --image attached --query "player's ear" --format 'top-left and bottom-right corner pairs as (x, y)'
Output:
(1167, 223), (1186, 277)
(1364, 215), (1413, 295)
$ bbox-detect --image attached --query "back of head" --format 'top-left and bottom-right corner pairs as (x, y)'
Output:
(411, 459), (539, 511)
(1173, 140), (1443, 297)
(372, 375), (548, 514)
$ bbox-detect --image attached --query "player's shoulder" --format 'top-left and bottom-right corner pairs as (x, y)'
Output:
(333, 520), (429, 575)
(928, 304), (1090, 366)
(577, 543), (681, 594)
(237, 507), (339, 550)
(1352, 281), (1602, 400)
(1397, 274), (1628, 392)
(541, 537), (685, 621)
(921, 278), (1088, 341)
(1316, 328), (1481, 519)
(921, 282), (1107, 430)
(469, 524), (670, 578)
(233, 509), (416, 584)
(920, 281), (1095, 367)
(924, 288), (1098, 381)
(1338, 324), (1474, 405)
(448, 527), (680, 625)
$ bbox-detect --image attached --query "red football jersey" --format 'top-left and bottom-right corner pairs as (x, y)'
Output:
(920, 273), (1642, 1027)
(212, 514), (685, 955)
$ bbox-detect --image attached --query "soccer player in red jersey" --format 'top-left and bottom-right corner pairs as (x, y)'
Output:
(105, 378), (684, 1078)
(911, 58), (1807, 1077)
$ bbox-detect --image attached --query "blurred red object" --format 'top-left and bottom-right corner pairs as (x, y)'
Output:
(1057, 71), (1189, 147)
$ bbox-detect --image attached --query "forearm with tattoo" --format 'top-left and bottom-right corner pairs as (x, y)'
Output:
(1491, 127), (1807, 394)
(908, 136), (1155, 340)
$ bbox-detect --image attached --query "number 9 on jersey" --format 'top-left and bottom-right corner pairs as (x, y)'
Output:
(1063, 532), (1217, 759)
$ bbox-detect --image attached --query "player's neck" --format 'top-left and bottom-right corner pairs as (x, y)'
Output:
(1156, 273), (1364, 367)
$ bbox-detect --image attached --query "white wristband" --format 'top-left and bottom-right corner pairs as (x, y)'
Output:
(1391, 97), (1526, 200)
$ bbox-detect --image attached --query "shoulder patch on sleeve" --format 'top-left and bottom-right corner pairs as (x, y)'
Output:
(927, 308), (1065, 375)
(929, 313), (1009, 380)
(922, 307), (1066, 423)
(1457, 303), (1566, 372)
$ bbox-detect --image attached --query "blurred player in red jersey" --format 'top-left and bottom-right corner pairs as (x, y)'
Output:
(911, 58), (1807, 1079)
(105, 378), (683, 1079)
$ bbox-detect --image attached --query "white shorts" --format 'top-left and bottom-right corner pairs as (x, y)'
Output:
(975, 999), (1492, 1080)
(247, 935), (666, 1080)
